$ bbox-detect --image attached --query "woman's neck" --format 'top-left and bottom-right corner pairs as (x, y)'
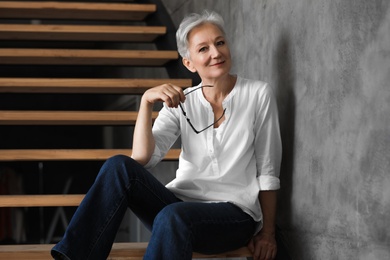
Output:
(202, 74), (236, 103)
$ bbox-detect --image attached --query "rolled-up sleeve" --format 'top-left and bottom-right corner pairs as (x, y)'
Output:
(254, 84), (282, 191)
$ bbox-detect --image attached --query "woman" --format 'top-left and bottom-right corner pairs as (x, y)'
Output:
(52, 10), (282, 260)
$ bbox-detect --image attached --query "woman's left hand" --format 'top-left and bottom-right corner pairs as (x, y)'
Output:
(247, 231), (277, 260)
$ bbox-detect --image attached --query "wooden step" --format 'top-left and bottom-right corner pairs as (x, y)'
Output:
(0, 24), (166, 42)
(0, 195), (84, 207)
(0, 242), (252, 259)
(0, 1), (156, 21)
(0, 111), (160, 125)
(0, 49), (178, 66)
(0, 149), (181, 161)
(0, 78), (191, 93)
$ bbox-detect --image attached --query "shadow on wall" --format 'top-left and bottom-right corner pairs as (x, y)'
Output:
(273, 31), (297, 258)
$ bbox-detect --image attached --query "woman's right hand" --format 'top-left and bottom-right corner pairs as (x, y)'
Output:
(143, 83), (186, 108)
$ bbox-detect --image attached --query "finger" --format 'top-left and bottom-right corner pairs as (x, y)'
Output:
(163, 94), (173, 107)
(168, 84), (186, 102)
(169, 84), (186, 104)
(177, 87), (186, 103)
(247, 239), (254, 253)
(259, 245), (272, 260)
(259, 246), (268, 260)
(271, 247), (277, 259)
(254, 246), (262, 260)
(143, 84), (171, 105)
(264, 246), (276, 260)
(264, 249), (272, 260)
(162, 87), (180, 107)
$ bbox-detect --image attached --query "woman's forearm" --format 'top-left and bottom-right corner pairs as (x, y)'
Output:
(259, 190), (278, 235)
(131, 83), (185, 165)
(131, 96), (156, 165)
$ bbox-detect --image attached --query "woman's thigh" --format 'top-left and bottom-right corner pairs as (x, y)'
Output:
(158, 201), (257, 254)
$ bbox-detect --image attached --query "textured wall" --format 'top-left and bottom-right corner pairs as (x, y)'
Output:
(162, 0), (390, 259)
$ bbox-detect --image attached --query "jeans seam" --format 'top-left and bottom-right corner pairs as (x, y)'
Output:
(181, 223), (193, 260)
(86, 193), (126, 260)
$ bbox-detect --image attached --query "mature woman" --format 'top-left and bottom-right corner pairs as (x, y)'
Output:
(52, 10), (282, 260)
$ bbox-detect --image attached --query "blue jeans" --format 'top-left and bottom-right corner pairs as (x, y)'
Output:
(51, 155), (256, 260)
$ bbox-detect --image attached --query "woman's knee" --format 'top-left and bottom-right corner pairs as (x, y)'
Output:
(98, 154), (140, 182)
(104, 154), (141, 172)
(105, 154), (134, 167)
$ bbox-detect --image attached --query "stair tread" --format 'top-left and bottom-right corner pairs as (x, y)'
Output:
(0, 24), (166, 42)
(0, 242), (251, 259)
(0, 149), (181, 161)
(0, 1), (156, 21)
(0, 78), (191, 93)
(0, 194), (84, 207)
(0, 48), (178, 66)
(0, 110), (160, 125)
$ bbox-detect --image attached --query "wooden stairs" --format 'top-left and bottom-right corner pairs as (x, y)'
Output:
(0, 1), (252, 259)
(0, 0), (186, 211)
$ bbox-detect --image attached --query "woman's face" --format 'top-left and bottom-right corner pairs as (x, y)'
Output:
(183, 23), (232, 82)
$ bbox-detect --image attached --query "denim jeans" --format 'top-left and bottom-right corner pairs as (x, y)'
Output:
(51, 155), (257, 260)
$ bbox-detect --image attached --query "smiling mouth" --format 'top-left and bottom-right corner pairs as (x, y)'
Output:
(211, 61), (225, 66)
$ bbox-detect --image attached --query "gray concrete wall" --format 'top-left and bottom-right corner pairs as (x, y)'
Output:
(161, 0), (390, 259)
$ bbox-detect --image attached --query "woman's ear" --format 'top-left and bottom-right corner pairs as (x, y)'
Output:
(182, 57), (197, 73)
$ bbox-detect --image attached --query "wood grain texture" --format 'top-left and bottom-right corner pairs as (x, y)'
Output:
(0, 49), (178, 66)
(0, 78), (191, 93)
(0, 24), (166, 42)
(0, 111), (159, 125)
(0, 149), (181, 161)
(0, 1), (156, 20)
(0, 242), (252, 259)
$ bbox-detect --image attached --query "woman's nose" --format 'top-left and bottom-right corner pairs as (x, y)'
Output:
(210, 46), (221, 58)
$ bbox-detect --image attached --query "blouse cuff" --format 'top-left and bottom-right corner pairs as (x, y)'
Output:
(258, 175), (280, 191)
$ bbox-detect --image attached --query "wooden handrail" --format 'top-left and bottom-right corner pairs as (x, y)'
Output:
(0, 78), (191, 94)
(0, 49), (178, 66)
(0, 24), (166, 42)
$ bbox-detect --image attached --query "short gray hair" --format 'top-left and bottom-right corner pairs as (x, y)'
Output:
(176, 10), (225, 59)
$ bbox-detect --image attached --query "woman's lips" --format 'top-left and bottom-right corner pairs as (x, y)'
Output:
(211, 61), (225, 66)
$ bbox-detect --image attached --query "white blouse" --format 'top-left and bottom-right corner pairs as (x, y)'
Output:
(145, 76), (282, 223)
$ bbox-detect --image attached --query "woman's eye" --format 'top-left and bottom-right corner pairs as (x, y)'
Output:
(199, 47), (207, 52)
(216, 40), (225, 46)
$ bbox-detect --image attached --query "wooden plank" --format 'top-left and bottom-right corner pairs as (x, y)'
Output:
(0, 1), (156, 21)
(0, 195), (84, 207)
(109, 243), (253, 259)
(0, 111), (159, 125)
(0, 49), (178, 66)
(0, 243), (252, 259)
(0, 149), (181, 161)
(108, 242), (147, 260)
(0, 24), (165, 42)
(0, 244), (53, 260)
(0, 78), (191, 94)
(0, 24), (166, 42)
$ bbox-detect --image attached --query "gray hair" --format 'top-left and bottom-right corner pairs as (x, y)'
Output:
(176, 10), (226, 59)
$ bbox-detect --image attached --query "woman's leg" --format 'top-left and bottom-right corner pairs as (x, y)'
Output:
(144, 202), (257, 260)
(51, 155), (181, 260)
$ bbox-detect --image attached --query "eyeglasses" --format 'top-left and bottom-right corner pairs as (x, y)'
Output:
(179, 85), (226, 134)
